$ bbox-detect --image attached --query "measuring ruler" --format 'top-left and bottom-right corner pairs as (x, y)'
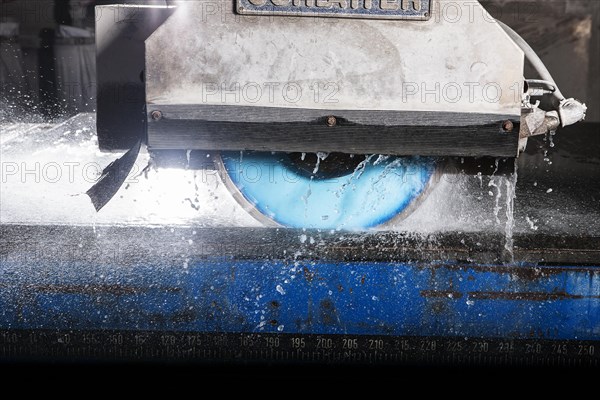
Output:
(1, 330), (598, 366)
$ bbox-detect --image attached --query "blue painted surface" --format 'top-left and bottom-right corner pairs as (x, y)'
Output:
(0, 257), (599, 340)
(221, 151), (436, 229)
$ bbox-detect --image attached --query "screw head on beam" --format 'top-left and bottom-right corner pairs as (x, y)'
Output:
(151, 110), (162, 121)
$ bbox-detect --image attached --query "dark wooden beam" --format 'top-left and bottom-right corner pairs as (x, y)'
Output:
(146, 104), (519, 157)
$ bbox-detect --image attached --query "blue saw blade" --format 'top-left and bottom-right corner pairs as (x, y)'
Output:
(219, 152), (437, 230)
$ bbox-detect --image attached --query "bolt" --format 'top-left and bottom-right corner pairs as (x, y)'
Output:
(151, 110), (162, 121)
(326, 116), (337, 127)
(502, 120), (514, 132)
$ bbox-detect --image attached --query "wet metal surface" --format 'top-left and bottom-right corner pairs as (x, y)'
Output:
(0, 235), (599, 340)
(0, 117), (599, 351)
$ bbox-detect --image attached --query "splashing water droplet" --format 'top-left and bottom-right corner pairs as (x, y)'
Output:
(312, 152), (329, 175)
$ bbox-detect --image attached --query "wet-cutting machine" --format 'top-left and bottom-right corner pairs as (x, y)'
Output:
(0, 0), (598, 365)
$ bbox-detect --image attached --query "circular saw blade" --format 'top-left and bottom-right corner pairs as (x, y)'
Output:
(217, 151), (438, 230)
